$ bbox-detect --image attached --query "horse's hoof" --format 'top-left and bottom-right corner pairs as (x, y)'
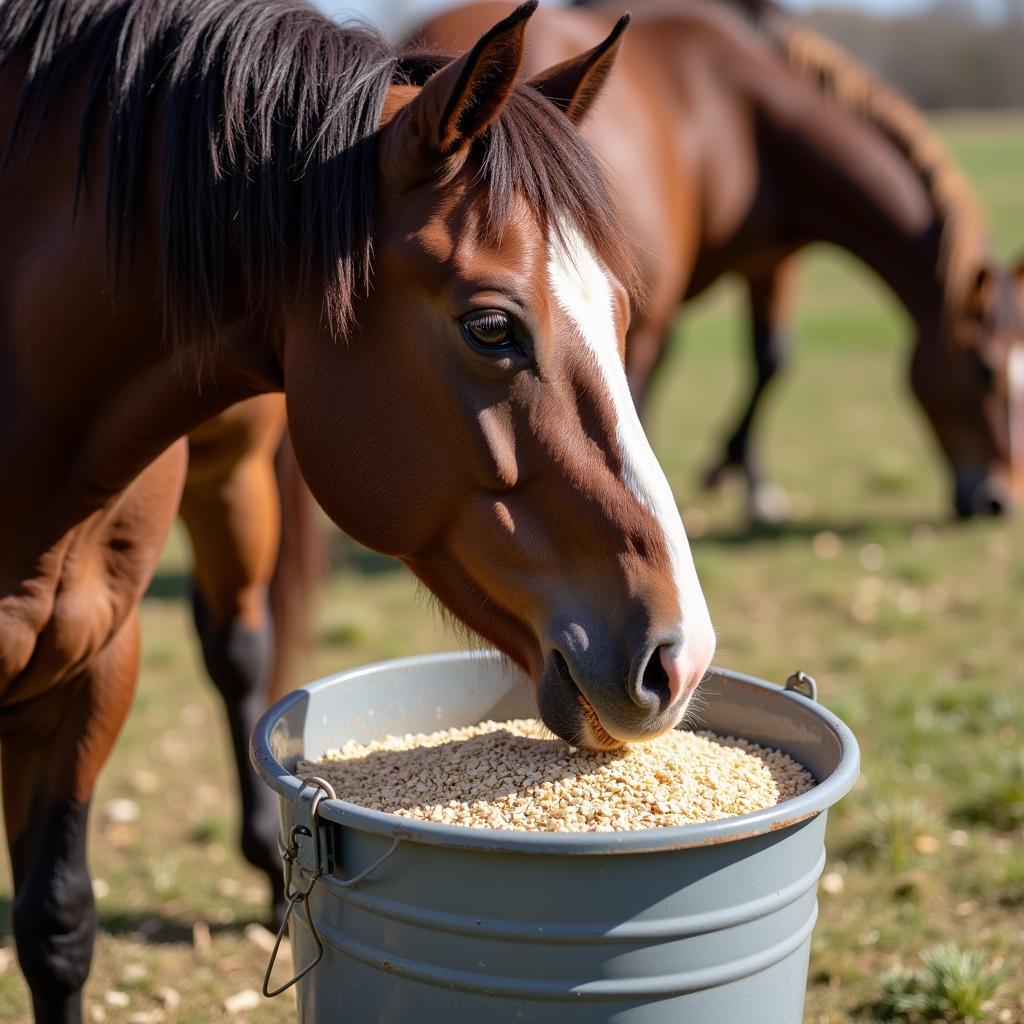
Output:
(748, 482), (789, 525)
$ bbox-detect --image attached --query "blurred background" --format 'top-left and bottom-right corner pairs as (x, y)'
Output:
(319, 0), (1024, 112)
(1, 1), (1021, 1022)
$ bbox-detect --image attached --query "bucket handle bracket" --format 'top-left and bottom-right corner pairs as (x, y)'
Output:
(784, 671), (818, 701)
(263, 776), (401, 998)
(294, 775), (335, 878)
(263, 776), (336, 997)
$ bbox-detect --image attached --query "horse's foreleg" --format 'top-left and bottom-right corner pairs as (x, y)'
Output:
(2, 612), (140, 1024)
(181, 401), (288, 925)
(703, 259), (798, 523)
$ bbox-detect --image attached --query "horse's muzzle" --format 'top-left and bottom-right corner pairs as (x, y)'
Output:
(953, 469), (1015, 518)
(536, 633), (704, 750)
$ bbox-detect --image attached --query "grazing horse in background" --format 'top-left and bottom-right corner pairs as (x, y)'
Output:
(0, 2), (717, 1020)
(417, 0), (1024, 521)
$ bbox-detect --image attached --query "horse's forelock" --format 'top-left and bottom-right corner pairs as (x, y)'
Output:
(395, 47), (641, 308)
(474, 83), (641, 309)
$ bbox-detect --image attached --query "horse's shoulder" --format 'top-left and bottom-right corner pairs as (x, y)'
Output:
(0, 441), (187, 706)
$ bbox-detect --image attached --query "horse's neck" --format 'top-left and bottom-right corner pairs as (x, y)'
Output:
(3, 299), (272, 547)
(765, 110), (949, 335)
(789, 174), (945, 336)
(0, 60), (289, 551)
(706, 32), (951, 337)
(66, 327), (274, 520)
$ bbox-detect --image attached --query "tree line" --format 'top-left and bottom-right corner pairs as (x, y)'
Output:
(803, 2), (1024, 109)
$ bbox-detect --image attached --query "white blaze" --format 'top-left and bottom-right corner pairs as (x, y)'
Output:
(546, 223), (714, 668)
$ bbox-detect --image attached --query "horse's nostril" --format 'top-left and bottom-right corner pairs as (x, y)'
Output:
(954, 472), (1013, 519)
(639, 650), (671, 706)
(973, 480), (1012, 517)
(981, 486), (1013, 516)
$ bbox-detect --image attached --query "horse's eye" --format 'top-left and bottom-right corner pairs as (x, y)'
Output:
(461, 311), (514, 351)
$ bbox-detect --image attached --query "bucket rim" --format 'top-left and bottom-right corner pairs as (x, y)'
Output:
(251, 651), (860, 854)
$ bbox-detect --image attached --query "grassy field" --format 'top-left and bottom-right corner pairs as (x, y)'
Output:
(2, 111), (1023, 1024)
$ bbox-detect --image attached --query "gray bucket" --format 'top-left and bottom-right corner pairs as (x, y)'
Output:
(251, 651), (859, 1023)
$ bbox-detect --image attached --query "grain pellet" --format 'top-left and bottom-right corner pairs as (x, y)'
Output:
(300, 719), (815, 833)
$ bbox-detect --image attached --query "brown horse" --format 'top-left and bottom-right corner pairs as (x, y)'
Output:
(0, 2), (716, 1019)
(417, 0), (1024, 521)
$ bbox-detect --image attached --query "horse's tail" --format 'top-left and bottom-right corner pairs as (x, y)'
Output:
(268, 432), (327, 703)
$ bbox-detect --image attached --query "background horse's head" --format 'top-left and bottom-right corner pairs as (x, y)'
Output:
(283, 5), (715, 749)
(911, 260), (1024, 518)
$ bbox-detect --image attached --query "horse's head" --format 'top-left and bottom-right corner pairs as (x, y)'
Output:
(283, 4), (715, 748)
(912, 260), (1024, 518)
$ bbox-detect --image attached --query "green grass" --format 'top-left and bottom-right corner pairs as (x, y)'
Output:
(2, 111), (1024, 1024)
(956, 749), (1024, 831)
(867, 943), (1009, 1023)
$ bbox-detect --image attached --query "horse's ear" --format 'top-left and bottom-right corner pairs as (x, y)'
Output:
(528, 14), (630, 125)
(385, 1), (535, 179)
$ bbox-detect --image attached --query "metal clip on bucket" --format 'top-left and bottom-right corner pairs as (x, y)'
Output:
(263, 776), (336, 997)
(784, 671), (818, 701)
(263, 776), (401, 998)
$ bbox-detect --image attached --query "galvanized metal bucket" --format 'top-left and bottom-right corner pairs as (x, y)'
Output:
(251, 651), (859, 1023)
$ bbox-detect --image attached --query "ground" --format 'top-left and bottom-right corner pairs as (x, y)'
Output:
(2, 110), (1023, 1024)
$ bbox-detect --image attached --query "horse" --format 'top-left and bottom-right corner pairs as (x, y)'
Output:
(0, 2), (717, 1020)
(416, 0), (1024, 522)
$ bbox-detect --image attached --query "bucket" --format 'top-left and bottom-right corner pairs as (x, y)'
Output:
(251, 651), (859, 1023)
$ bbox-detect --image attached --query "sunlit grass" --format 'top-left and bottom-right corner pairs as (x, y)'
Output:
(956, 750), (1024, 832)
(869, 943), (1008, 1023)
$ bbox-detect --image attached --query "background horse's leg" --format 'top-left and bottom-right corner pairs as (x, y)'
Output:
(625, 303), (684, 419)
(703, 257), (799, 523)
(2, 611), (140, 1024)
(180, 396), (290, 924)
(627, 320), (675, 417)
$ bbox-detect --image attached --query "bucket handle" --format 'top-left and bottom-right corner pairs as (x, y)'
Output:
(784, 671), (818, 701)
(262, 776), (401, 998)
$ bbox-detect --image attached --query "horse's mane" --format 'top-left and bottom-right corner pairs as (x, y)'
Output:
(740, 5), (989, 322)
(0, 0), (635, 361)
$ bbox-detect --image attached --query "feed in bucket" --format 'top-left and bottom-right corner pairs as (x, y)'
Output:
(300, 719), (815, 831)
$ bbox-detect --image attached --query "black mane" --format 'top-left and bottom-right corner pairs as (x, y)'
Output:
(0, 0), (635, 357)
